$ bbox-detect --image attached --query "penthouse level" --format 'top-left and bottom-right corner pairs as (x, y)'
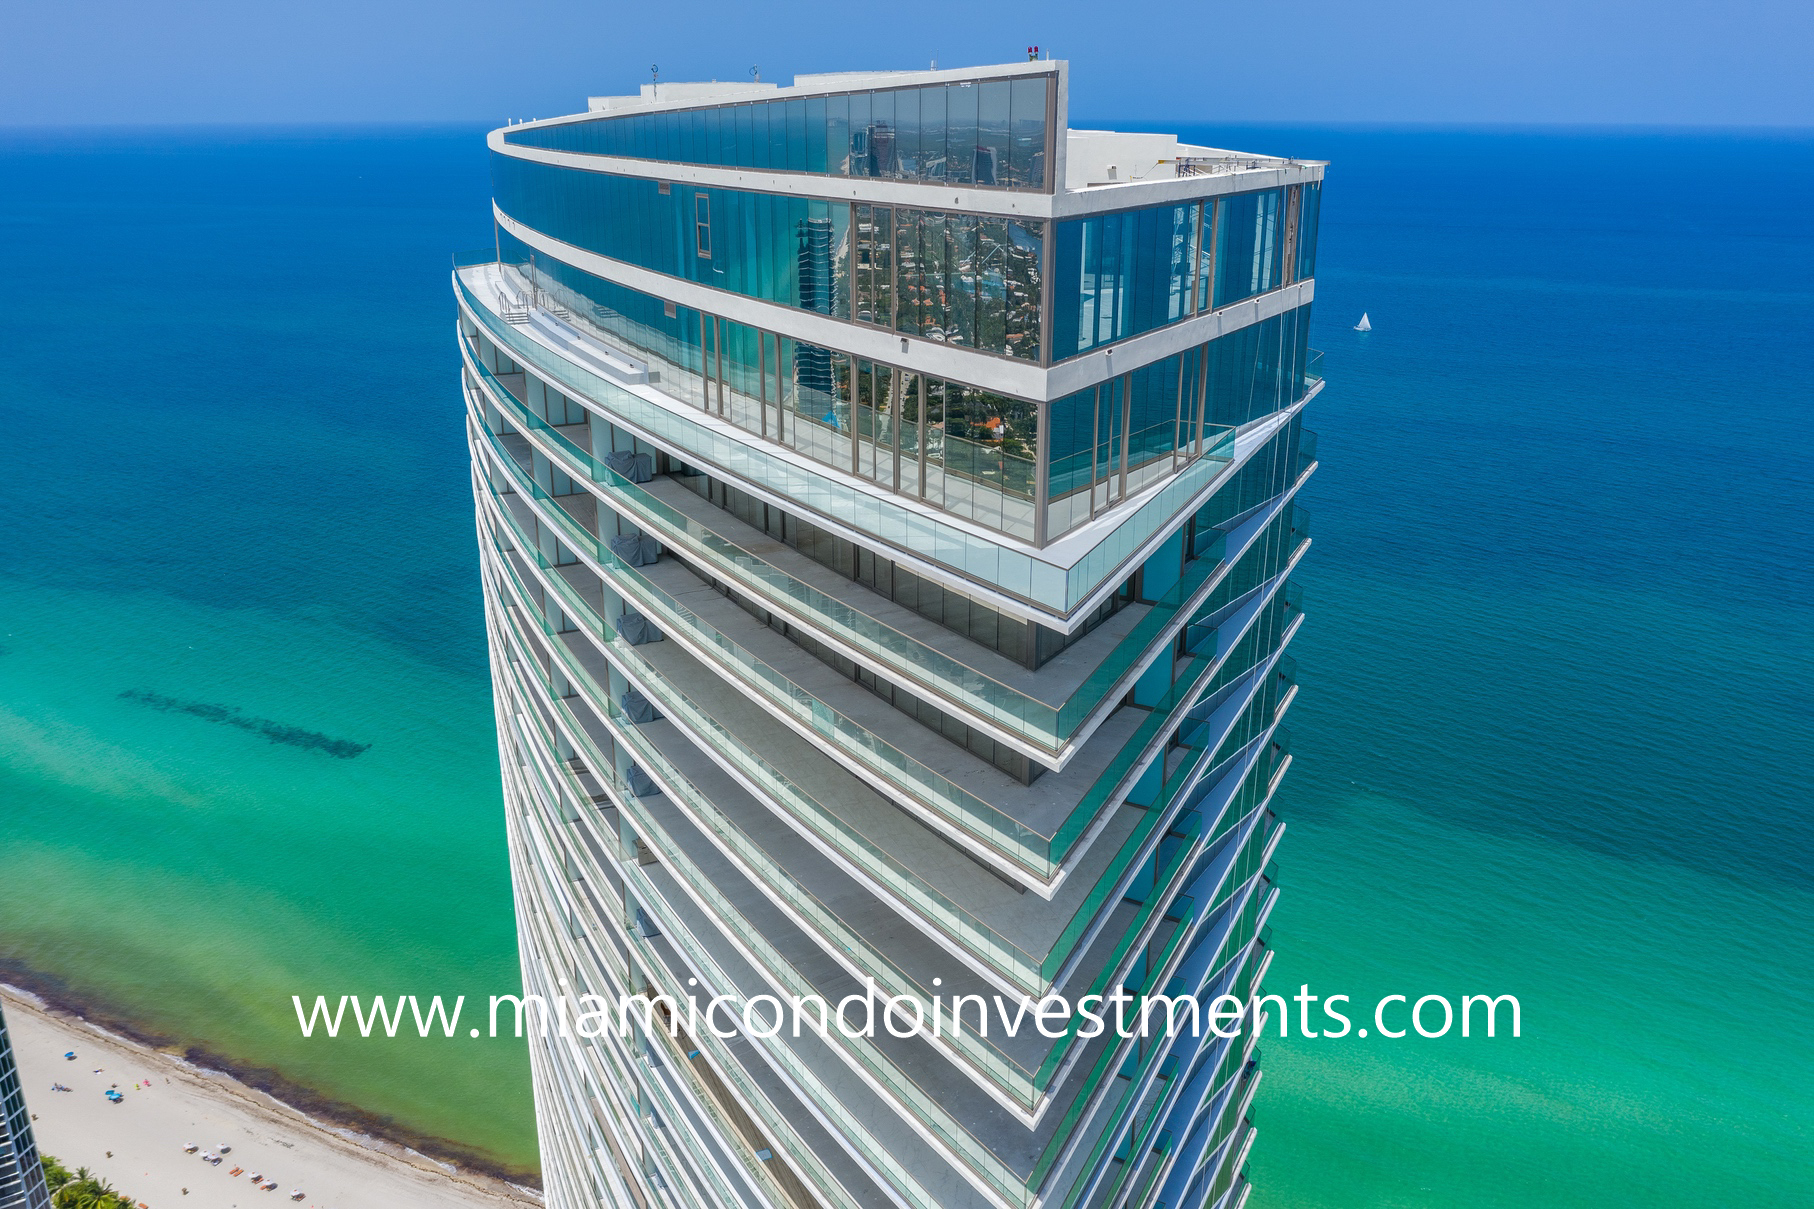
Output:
(483, 64), (1324, 554)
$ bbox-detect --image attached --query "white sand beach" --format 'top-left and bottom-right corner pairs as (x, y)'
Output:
(4, 987), (537, 1209)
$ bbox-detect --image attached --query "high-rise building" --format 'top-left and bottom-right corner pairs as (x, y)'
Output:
(0, 999), (52, 1209)
(458, 60), (1320, 1209)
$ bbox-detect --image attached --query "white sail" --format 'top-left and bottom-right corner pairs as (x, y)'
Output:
(1354, 312), (1371, 332)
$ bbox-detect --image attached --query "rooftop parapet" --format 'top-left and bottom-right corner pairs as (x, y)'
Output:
(1064, 130), (1306, 191)
(539, 61), (1324, 209)
(588, 80), (779, 112)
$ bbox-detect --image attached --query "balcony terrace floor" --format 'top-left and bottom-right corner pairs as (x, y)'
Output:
(639, 854), (1151, 1184)
(543, 617), (1153, 1104)
(604, 594), (1145, 942)
(637, 473), (1152, 713)
(490, 458), (1166, 868)
(628, 528), (1149, 839)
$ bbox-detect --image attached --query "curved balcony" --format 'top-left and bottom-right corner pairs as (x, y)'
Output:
(465, 345), (1310, 888)
(462, 81), (1319, 1209)
(455, 266), (1311, 619)
(492, 652), (889, 1209)
(489, 471), (1291, 1052)
(482, 464), (1284, 1052)
(472, 418), (1304, 999)
(492, 582), (1289, 1209)
(463, 330), (1305, 776)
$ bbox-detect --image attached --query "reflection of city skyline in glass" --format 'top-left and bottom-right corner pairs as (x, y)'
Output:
(866, 123), (896, 177)
(851, 121), (1015, 189)
(974, 144), (999, 186)
(794, 215), (835, 406)
(510, 74), (1058, 190)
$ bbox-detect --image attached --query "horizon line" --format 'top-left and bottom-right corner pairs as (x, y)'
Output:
(1, 116), (1811, 136)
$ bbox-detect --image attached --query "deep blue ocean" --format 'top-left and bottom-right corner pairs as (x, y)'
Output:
(1, 121), (1809, 1200)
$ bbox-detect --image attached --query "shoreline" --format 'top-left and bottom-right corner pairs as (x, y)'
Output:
(2, 977), (540, 1207)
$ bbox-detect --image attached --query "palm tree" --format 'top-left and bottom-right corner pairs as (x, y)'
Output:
(64, 1177), (119, 1209)
(38, 1155), (74, 1190)
(51, 1168), (93, 1209)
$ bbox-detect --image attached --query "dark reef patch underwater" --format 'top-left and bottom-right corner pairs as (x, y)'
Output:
(119, 688), (371, 758)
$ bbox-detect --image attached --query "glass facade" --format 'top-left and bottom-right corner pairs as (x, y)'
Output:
(1295, 181), (1321, 282)
(496, 151), (1321, 372)
(1213, 188), (1283, 308)
(494, 156), (1047, 361)
(478, 144), (1321, 588)
(493, 155), (850, 314)
(670, 471), (1124, 671)
(488, 231), (1310, 545)
(1184, 417), (1305, 552)
(857, 205), (1046, 359)
(502, 74), (1054, 190)
(1203, 305), (1315, 428)
(1053, 201), (1202, 357)
(1052, 185), (1319, 359)
(1046, 303), (1313, 537)
(0, 999), (50, 1209)
(498, 227), (1042, 538)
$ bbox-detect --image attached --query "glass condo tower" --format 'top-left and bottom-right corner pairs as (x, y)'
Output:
(458, 60), (1321, 1209)
(0, 998), (51, 1209)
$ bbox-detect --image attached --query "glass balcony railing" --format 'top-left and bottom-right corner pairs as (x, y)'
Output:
(466, 343), (1264, 764)
(492, 624), (1033, 1197)
(471, 411), (1059, 880)
(476, 472), (1049, 993)
(477, 406), (1305, 990)
(494, 505), (1293, 1200)
(482, 430), (1306, 1009)
(475, 456), (1248, 1026)
(497, 542), (1281, 1201)
(466, 349), (1061, 745)
(1304, 348), (1324, 388)
(454, 268), (1240, 616)
(624, 915), (966, 1209)
(466, 363), (1300, 880)
(1283, 579), (1304, 616)
(1029, 848), (1226, 1194)
(480, 408), (1305, 906)
(1297, 427), (1319, 480)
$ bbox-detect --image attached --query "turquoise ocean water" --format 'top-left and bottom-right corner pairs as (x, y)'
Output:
(1, 123), (1810, 1201)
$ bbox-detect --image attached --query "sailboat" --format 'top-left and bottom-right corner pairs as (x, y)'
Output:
(1354, 312), (1372, 332)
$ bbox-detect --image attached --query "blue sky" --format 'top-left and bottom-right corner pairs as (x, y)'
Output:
(3, 0), (1809, 127)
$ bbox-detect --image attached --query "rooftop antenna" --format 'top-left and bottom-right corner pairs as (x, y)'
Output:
(650, 64), (660, 97)
(751, 65), (761, 83)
